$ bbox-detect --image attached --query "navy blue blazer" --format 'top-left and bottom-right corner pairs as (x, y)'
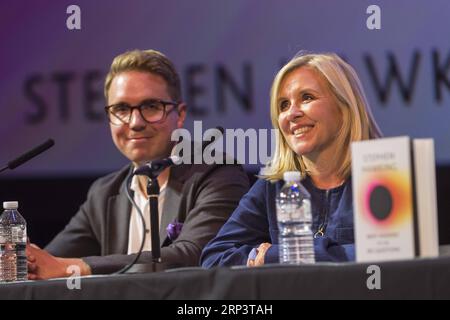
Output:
(201, 176), (355, 267)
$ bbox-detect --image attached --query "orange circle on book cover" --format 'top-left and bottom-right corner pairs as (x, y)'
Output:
(359, 172), (413, 227)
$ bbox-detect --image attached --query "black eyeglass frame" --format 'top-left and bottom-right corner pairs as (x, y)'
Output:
(104, 99), (179, 125)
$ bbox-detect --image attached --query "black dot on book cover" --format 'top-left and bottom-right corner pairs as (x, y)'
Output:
(369, 185), (393, 221)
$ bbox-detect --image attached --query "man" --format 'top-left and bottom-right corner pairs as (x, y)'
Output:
(27, 49), (249, 279)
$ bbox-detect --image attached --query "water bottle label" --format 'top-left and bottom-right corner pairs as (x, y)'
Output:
(277, 203), (310, 222)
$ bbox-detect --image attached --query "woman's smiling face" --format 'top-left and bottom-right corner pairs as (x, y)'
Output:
(277, 66), (343, 161)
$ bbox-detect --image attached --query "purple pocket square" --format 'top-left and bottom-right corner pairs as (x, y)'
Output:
(167, 220), (183, 241)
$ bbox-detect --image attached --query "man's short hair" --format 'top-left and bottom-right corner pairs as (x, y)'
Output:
(104, 49), (181, 102)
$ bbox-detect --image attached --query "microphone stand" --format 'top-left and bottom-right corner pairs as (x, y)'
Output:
(147, 176), (161, 264)
(118, 131), (223, 274)
(124, 168), (176, 273)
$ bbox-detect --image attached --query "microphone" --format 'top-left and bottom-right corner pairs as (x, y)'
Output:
(118, 126), (223, 274)
(134, 155), (182, 177)
(0, 139), (55, 173)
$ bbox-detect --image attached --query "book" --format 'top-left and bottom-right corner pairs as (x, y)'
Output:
(351, 136), (439, 262)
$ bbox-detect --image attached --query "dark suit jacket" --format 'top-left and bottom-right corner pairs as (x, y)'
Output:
(46, 162), (249, 274)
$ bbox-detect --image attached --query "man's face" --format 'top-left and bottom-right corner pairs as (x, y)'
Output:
(107, 70), (186, 166)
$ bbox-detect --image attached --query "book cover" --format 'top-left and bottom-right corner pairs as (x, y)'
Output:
(351, 136), (438, 262)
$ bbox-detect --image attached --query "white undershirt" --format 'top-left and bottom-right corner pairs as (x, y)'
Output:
(127, 172), (168, 255)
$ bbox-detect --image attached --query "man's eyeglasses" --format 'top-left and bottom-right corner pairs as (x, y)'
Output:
(105, 99), (179, 125)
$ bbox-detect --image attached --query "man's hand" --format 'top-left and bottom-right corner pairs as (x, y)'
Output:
(27, 244), (91, 280)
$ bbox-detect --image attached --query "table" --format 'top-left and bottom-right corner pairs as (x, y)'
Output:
(1, 255), (450, 299)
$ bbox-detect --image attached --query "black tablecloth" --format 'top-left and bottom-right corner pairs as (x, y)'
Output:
(1, 256), (450, 299)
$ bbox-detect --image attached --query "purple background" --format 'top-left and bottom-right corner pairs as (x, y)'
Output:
(1, 0), (450, 176)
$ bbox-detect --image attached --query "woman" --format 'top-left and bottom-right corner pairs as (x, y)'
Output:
(200, 52), (382, 267)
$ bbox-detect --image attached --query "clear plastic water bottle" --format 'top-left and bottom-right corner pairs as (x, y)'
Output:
(276, 171), (315, 264)
(0, 201), (28, 282)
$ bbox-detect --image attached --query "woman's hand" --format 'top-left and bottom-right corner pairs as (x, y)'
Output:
(247, 242), (272, 267)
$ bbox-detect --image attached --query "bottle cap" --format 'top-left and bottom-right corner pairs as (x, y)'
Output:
(3, 201), (18, 210)
(283, 171), (301, 183)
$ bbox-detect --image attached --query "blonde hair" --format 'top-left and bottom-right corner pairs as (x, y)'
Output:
(104, 49), (181, 102)
(262, 52), (382, 181)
